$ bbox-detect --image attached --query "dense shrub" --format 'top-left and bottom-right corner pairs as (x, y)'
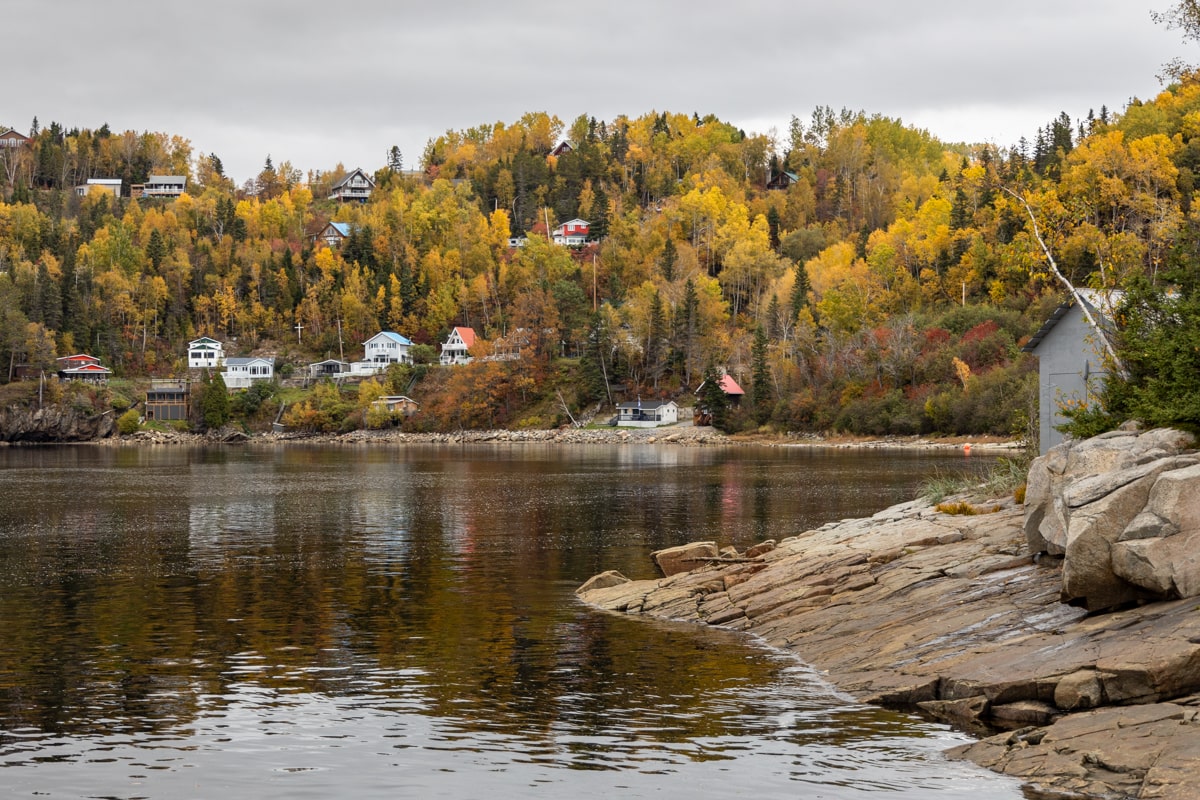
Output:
(834, 390), (920, 435)
(117, 408), (141, 434)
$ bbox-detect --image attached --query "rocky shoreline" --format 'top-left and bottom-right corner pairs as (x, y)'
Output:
(577, 428), (1200, 800)
(5, 416), (1022, 452)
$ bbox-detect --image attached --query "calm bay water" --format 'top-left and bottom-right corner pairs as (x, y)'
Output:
(0, 443), (1025, 799)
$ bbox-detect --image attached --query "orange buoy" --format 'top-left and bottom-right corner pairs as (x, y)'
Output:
(963, 443), (972, 455)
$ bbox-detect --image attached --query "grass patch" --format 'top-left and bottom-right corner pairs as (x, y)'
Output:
(936, 501), (979, 515)
(920, 454), (1032, 504)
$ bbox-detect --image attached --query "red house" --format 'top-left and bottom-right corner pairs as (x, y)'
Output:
(552, 218), (590, 247)
(56, 353), (112, 384)
(0, 129), (30, 148)
(56, 354), (102, 371)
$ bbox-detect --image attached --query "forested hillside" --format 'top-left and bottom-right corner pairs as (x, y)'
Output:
(3, 74), (1199, 437)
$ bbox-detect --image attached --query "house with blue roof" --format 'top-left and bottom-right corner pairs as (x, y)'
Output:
(315, 221), (354, 248)
(353, 331), (412, 374)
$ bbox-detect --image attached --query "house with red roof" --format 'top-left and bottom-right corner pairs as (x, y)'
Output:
(693, 372), (744, 425)
(440, 326), (476, 365)
(56, 354), (112, 384)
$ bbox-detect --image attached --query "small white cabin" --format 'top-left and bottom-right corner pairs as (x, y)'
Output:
(615, 400), (679, 428)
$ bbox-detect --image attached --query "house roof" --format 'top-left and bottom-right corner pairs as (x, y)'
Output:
(224, 357), (274, 367)
(326, 222), (353, 237)
(310, 358), (350, 366)
(451, 326), (476, 347)
(1023, 289), (1119, 353)
(331, 168), (375, 189)
(62, 364), (112, 374)
(85, 178), (122, 186)
(147, 175), (186, 184)
(366, 331), (412, 346)
(617, 399), (677, 410)
(56, 353), (99, 363)
(0, 129), (30, 142)
(719, 374), (744, 395)
(189, 337), (222, 346)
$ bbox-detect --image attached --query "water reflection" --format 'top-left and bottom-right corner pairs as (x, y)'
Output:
(0, 444), (1023, 798)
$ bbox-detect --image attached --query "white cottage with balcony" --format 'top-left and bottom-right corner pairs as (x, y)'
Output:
(188, 337), (225, 369)
(354, 331), (412, 374)
(440, 326), (476, 365)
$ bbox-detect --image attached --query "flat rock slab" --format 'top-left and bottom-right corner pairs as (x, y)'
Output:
(948, 702), (1200, 800)
(577, 497), (1200, 799)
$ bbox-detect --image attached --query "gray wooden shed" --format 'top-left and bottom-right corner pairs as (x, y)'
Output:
(1023, 289), (1116, 454)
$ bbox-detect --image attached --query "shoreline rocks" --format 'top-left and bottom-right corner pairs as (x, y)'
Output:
(577, 428), (1200, 799)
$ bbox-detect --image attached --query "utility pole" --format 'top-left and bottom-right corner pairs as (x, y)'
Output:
(337, 318), (344, 361)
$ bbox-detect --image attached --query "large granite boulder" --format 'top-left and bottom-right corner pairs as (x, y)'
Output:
(1024, 428), (1195, 555)
(1024, 428), (1199, 610)
(1111, 463), (1200, 599)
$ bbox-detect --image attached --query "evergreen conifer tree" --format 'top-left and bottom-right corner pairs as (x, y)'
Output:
(751, 326), (771, 424)
(201, 370), (230, 430)
(699, 364), (731, 431)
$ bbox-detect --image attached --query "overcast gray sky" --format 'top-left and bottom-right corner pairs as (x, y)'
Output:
(4, 1), (1187, 184)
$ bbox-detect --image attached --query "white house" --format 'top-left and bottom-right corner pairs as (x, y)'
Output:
(329, 168), (375, 203)
(74, 178), (122, 198)
(440, 326), (476, 365)
(221, 356), (275, 390)
(361, 331), (412, 369)
(187, 337), (225, 369)
(1023, 289), (1117, 454)
(552, 218), (589, 247)
(615, 399), (679, 428)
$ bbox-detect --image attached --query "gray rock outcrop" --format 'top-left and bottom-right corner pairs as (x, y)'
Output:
(1023, 428), (1200, 610)
(578, 426), (1200, 799)
(0, 403), (115, 442)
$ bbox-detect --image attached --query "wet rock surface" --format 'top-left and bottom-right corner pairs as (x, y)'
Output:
(578, 430), (1200, 798)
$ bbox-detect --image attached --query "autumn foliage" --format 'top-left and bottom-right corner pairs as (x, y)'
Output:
(5, 77), (1200, 437)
